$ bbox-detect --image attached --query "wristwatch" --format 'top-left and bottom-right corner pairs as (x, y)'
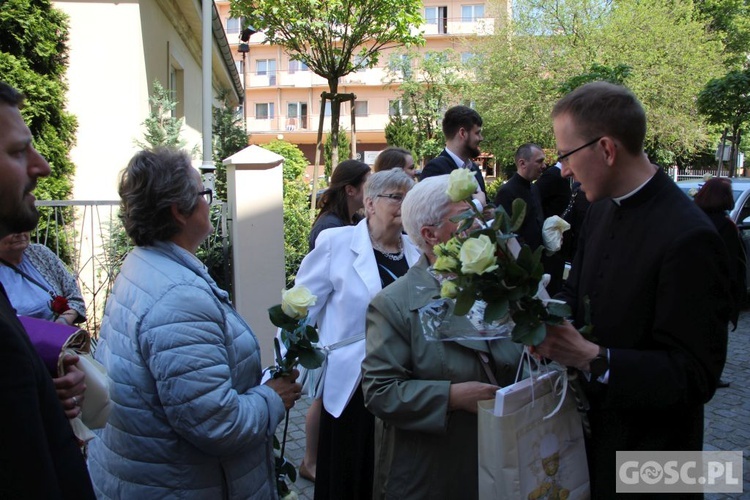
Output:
(589, 346), (609, 378)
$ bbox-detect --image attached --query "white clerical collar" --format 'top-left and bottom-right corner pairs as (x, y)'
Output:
(445, 147), (470, 169)
(612, 172), (656, 205)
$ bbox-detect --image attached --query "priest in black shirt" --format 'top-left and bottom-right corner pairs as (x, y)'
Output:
(493, 143), (545, 250)
(535, 82), (730, 497)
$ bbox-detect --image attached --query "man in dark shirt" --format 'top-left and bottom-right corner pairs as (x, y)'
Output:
(536, 82), (730, 497)
(419, 105), (487, 206)
(493, 143), (545, 251)
(0, 81), (95, 498)
(536, 161), (572, 295)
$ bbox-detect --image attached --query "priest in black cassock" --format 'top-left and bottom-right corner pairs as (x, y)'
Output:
(493, 143), (545, 251)
(536, 82), (730, 498)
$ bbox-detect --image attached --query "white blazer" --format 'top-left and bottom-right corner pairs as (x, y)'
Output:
(295, 218), (420, 417)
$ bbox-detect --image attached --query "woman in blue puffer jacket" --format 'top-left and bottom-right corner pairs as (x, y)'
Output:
(88, 148), (301, 499)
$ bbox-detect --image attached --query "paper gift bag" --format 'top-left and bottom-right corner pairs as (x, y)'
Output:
(478, 372), (590, 500)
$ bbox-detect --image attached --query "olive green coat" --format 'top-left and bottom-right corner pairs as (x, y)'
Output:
(362, 256), (524, 500)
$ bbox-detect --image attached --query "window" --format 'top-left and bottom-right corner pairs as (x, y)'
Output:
(289, 59), (309, 74)
(388, 99), (411, 117)
(354, 55), (370, 72)
(388, 54), (413, 79)
(461, 52), (475, 64)
(461, 4), (485, 22)
(256, 59), (277, 76)
(255, 102), (275, 119)
(354, 101), (368, 117)
(226, 17), (242, 34)
(235, 60), (245, 75)
(287, 102), (308, 129)
(424, 6), (448, 33)
(324, 101), (332, 117)
(169, 65), (184, 119)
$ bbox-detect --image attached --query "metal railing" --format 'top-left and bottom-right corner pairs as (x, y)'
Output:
(31, 201), (232, 336)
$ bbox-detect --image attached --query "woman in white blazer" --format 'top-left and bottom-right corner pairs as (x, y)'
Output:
(294, 169), (419, 499)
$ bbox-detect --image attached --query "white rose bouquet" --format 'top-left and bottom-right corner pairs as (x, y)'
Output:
(428, 170), (571, 346)
(267, 285), (324, 497)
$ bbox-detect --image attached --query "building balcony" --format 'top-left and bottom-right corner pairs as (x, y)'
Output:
(421, 16), (496, 36)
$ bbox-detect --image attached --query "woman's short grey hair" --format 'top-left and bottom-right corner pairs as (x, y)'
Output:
(401, 175), (454, 253)
(364, 168), (414, 200)
(118, 148), (199, 246)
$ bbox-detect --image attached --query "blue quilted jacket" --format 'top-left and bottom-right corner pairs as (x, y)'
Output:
(88, 241), (283, 499)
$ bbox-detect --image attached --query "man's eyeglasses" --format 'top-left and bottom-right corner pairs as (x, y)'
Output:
(556, 137), (602, 164)
(376, 193), (405, 204)
(198, 188), (213, 205)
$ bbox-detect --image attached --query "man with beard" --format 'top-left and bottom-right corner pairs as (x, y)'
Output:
(535, 82), (729, 497)
(493, 143), (545, 251)
(0, 82), (95, 498)
(420, 105), (487, 205)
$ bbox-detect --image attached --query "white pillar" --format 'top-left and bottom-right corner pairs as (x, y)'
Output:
(224, 145), (285, 367)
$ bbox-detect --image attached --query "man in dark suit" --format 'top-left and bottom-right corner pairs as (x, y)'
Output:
(493, 143), (545, 251)
(536, 82), (730, 497)
(420, 105), (487, 206)
(0, 82), (95, 498)
(536, 161), (572, 294)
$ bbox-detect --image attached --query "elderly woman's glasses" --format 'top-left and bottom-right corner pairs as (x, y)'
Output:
(376, 193), (404, 204)
(198, 189), (213, 205)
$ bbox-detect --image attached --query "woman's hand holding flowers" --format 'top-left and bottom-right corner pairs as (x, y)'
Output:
(265, 369), (302, 410)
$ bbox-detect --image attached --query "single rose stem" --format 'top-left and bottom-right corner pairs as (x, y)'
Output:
(280, 409), (290, 458)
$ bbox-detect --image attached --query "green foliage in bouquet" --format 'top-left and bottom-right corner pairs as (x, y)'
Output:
(433, 170), (571, 345)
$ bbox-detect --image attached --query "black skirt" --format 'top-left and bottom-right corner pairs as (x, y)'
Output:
(314, 385), (374, 500)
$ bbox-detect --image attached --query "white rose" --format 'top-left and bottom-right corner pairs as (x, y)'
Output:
(281, 285), (317, 319)
(542, 216), (571, 253)
(459, 234), (499, 275)
(446, 168), (478, 202)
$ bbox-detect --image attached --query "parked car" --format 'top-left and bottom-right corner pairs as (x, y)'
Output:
(677, 177), (750, 291)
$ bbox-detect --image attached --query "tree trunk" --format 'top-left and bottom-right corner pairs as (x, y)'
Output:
(329, 78), (340, 173)
(717, 128), (728, 177)
(730, 125), (740, 178)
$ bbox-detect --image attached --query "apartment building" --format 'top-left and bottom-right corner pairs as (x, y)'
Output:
(215, 0), (509, 164)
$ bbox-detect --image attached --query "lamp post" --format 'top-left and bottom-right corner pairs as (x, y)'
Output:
(237, 27), (256, 133)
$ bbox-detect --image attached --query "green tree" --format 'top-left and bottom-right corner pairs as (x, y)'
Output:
(136, 80), (187, 149)
(558, 63), (632, 95)
(1, 0), (77, 261)
(213, 88), (247, 201)
(230, 0), (424, 170)
(474, 0), (725, 167)
(385, 49), (467, 162)
(696, 0), (750, 68)
(263, 140), (311, 285)
(384, 109), (418, 153)
(697, 68), (750, 176)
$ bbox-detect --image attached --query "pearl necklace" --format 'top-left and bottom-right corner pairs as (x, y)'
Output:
(369, 228), (404, 261)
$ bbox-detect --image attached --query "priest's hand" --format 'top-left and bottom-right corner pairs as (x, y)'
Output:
(534, 321), (599, 372)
